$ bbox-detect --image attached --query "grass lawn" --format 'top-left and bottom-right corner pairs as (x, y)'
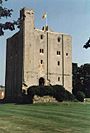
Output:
(0, 102), (90, 133)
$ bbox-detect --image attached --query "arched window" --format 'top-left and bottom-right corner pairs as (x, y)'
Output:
(39, 77), (45, 86)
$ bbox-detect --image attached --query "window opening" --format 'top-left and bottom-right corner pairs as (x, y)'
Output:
(57, 61), (60, 66)
(57, 51), (60, 55)
(40, 49), (44, 54)
(41, 34), (43, 39)
(66, 53), (68, 56)
(58, 77), (60, 81)
(58, 37), (61, 42)
(41, 60), (43, 64)
(39, 77), (45, 86)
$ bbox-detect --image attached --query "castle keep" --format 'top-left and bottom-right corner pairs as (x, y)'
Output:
(5, 8), (72, 101)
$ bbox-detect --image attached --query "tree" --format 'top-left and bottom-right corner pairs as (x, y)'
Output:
(0, 0), (19, 36)
(76, 91), (85, 102)
(72, 64), (90, 97)
(83, 38), (90, 49)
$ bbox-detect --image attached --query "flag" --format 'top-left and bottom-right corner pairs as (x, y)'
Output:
(42, 12), (47, 19)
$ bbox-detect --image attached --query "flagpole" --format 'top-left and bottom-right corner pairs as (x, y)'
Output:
(46, 12), (47, 26)
(42, 12), (47, 27)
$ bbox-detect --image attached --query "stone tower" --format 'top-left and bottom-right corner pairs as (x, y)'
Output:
(5, 8), (72, 101)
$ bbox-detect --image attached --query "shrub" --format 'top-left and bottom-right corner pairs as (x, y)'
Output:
(52, 85), (66, 102)
(44, 86), (54, 96)
(76, 91), (85, 102)
(27, 85), (75, 103)
(65, 90), (75, 101)
(38, 86), (46, 96)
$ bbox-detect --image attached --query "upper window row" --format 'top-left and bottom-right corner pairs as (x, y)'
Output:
(40, 49), (68, 56)
(40, 34), (61, 42)
(57, 51), (69, 56)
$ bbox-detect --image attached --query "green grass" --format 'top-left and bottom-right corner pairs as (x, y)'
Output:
(0, 102), (90, 133)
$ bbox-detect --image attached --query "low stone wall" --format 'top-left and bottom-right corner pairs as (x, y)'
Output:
(33, 95), (57, 103)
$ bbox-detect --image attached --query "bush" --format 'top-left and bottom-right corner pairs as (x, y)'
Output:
(76, 91), (85, 102)
(52, 85), (66, 102)
(27, 85), (75, 103)
(65, 90), (75, 101)
(44, 86), (54, 96)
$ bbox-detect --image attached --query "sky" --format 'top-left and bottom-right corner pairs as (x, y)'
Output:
(0, 0), (90, 85)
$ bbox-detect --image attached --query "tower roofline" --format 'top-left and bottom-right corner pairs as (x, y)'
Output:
(20, 7), (34, 12)
(35, 28), (71, 37)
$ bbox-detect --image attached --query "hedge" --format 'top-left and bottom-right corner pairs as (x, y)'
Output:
(26, 85), (74, 103)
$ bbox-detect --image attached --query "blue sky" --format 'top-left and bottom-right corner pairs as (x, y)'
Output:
(0, 0), (90, 85)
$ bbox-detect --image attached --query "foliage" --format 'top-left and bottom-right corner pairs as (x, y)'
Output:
(83, 38), (90, 49)
(72, 64), (90, 98)
(52, 85), (66, 102)
(27, 85), (74, 103)
(65, 90), (75, 101)
(76, 91), (85, 102)
(0, 0), (19, 36)
(16, 90), (32, 104)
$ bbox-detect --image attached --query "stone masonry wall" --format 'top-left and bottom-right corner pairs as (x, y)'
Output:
(33, 95), (57, 103)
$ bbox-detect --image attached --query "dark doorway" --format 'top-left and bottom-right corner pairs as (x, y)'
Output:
(39, 77), (45, 86)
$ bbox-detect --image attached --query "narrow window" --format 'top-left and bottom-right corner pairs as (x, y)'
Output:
(57, 61), (60, 66)
(40, 49), (42, 53)
(40, 49), (44, 54)
(41, 60), (43, 64)
(57, 51), (60, 55)
(58, 77), (60, 81)
(42, 49), (44, 53)
(41, 34), (43, 39)
(58, 37), (61, 42)
(66, 53), (68, 56)
(59, 51), (60, 55)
